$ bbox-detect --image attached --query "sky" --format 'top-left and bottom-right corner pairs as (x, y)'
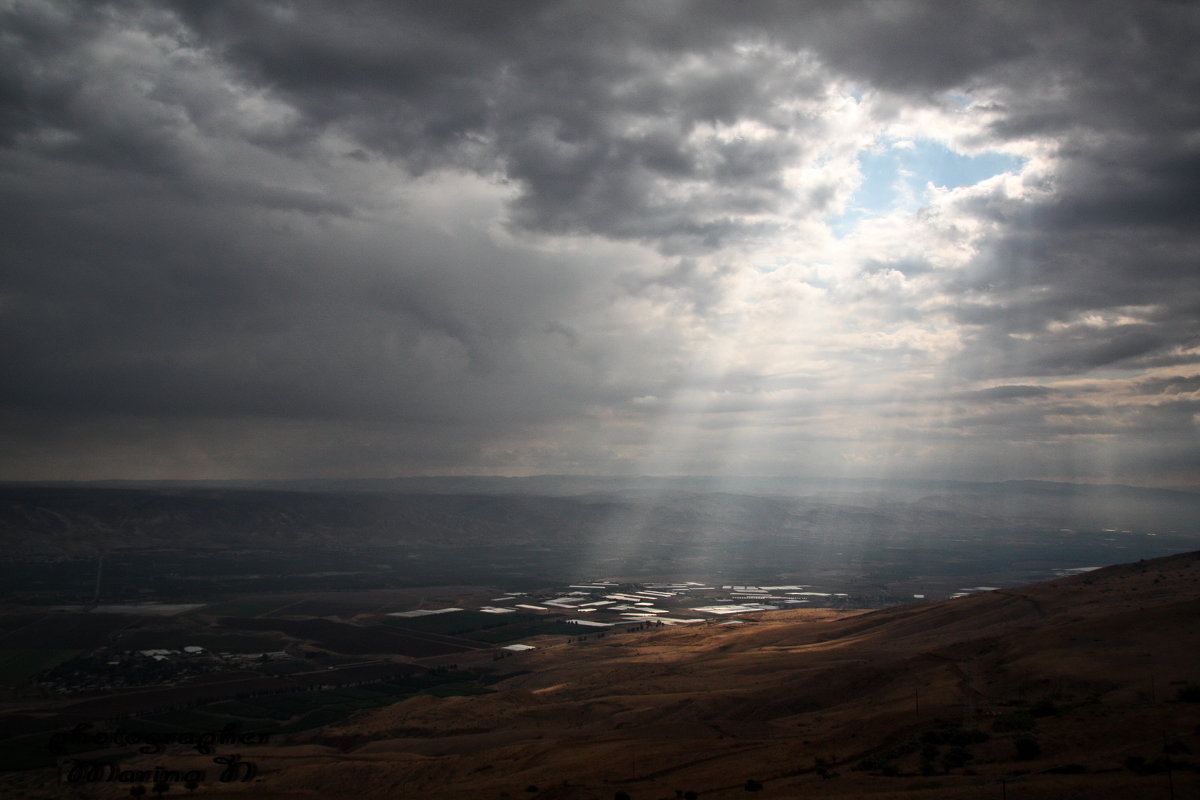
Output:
(1, 1), (1198, 487)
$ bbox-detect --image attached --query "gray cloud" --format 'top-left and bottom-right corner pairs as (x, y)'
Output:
(1, 0), (1198, 484)
(957, 385), (1054, 403)
(1136, 375), (1200, 396)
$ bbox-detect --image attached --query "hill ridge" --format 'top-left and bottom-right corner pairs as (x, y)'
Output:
(237, 551), (1200, 799)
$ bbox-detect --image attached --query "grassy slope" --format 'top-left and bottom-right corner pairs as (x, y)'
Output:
(9, 553), (1200, 799)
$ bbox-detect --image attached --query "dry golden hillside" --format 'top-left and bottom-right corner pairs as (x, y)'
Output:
(15, 552), (1200, 800)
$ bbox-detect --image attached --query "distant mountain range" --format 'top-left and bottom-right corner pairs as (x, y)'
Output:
(1, 478), (1197, 557)
(9, 474), (1200, 501)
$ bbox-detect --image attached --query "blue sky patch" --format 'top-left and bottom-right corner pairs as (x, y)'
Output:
(831, 139), (1025, 235)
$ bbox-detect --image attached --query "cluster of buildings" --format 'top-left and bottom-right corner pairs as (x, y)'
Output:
(36, 648), (223, 694)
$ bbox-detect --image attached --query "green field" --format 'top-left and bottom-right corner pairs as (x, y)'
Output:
(0, 649), (82, 684)
(381, 609), (590, 643)
(200, 598), (298, 617)
(464, 620), (585, 643)
(138, 708), (251, 730)
(119, 631), (288, 652)
(274, 706), (357, 733)
(327, 685), (411, 700)
(205, 699), (293, 721)
(382, 610), (541, 635)
(240, 693), (328, 715)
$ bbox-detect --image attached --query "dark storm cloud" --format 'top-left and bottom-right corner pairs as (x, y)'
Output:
(162, 0), (839, 248)
(1, 0), (1198, 481)
(945, 223), (1200, 379)
(0, 174), (598, 424)
(1135, 375), (1200, 396)
(918, 2), (1200, 383)
(958, 323), (1183, 378)
(802, 2), (1036, 93)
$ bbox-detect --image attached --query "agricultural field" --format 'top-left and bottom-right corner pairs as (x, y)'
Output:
(463, 620), (588, 643)
(0, 648), (82, 684)
(0, 611), (139, 686)
(0, 613), (132, 649)
(381, 610), (541, 636)
(380, 609), (611, 644)
(205, 699), (296, 721)
(267, 598), (389, 618)
(199, 597), (299, 618)
(117, 630), (289, 653)
(219, 617), (488, 657)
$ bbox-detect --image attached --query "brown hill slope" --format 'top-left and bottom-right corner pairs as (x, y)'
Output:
(19, 552), (1200, 799)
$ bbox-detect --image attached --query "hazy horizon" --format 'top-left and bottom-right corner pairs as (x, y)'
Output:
(8, 472), (1200, 497)
(2, 2), (1198, 488)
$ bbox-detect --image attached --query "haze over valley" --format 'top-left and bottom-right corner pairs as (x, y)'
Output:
(3, 478), (1198, 604)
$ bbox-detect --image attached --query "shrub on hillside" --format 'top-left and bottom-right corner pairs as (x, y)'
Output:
(1030, 698), (1061, 717)
(1176, 684), (1200, 702)
(942, 746), (974, 771)
(1045, 763), (1087, 774)
(921, 728), (989, 747)
(1014, 736), (1041, 760)
(851, 754), (892, 772)
(992, 711), (1035, 732)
